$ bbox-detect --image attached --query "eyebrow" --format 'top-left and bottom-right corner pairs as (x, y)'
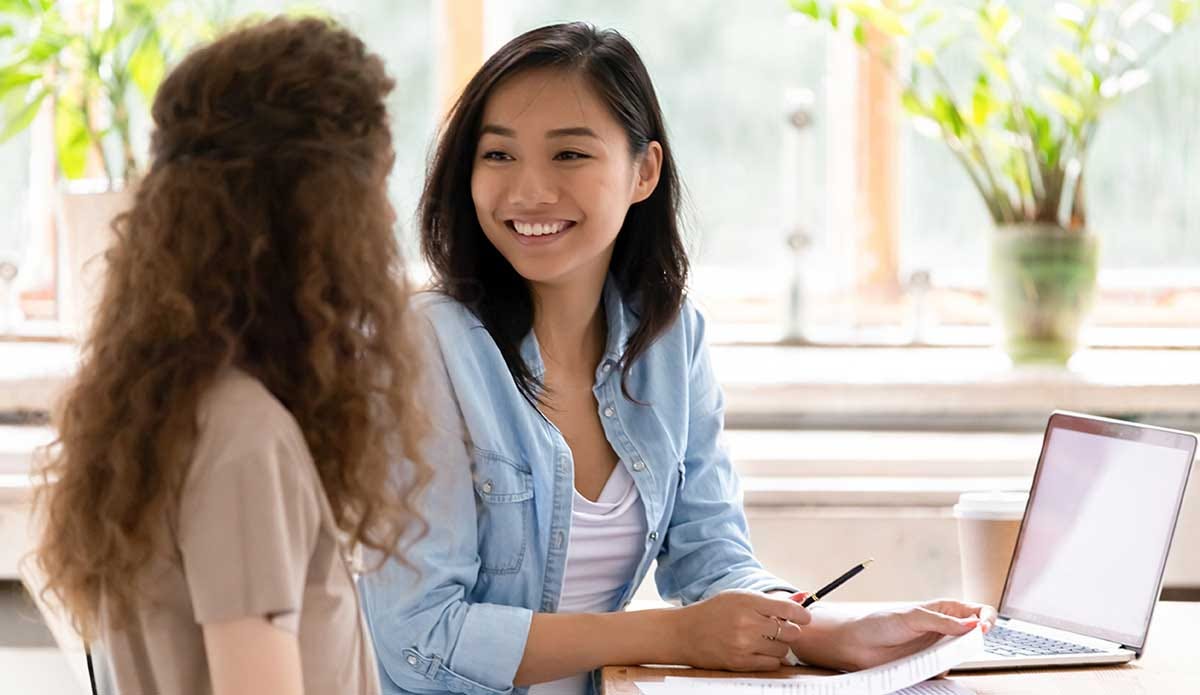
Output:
(479, 124), (601, 139)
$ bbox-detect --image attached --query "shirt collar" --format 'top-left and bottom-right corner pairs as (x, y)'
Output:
(518, 275), (636, 380)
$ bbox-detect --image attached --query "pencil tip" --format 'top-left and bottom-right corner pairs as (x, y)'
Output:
(863, 558), (875, 566)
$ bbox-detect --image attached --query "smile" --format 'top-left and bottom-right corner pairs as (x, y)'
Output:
(506, 219), (576, 244)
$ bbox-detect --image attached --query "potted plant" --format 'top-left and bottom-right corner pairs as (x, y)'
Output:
(0, 0), (210, 335)
(792, 0), (1198, 363)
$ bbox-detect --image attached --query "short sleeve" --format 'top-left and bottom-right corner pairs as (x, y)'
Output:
(177, 399), (321, 631)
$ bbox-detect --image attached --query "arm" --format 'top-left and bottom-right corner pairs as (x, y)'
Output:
(360, 324), (534, 695)
(770, 594), (998, 670)
(514, 609), (678, 685)
(177, 391), (324, 695)
(655, 304), (796, 603)
(203, 617), (304, 695)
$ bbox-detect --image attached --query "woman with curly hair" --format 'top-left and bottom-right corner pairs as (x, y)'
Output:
(33, 16), (427, 695)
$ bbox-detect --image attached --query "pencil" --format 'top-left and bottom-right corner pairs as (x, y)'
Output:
(800, 558), (874, 607)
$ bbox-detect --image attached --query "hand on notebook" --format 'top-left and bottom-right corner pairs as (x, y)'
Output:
(837, 599), (996, 670)
(672, 589), (812, 672)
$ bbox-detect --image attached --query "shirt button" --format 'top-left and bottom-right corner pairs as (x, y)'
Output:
(407, 655), (418, 666)
(603, 406), (615, 418)
(601, 361), (613, 372)
(631, 461), (645, 472)
(482, 480), (493, 493)
(648, 532), (659, 542)
(552, 531), (564, 548)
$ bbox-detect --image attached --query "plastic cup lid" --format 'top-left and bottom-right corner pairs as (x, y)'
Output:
(952, 490), (1028, 520)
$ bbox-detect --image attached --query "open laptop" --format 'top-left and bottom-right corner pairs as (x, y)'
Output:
(955, 411), (1195, 670)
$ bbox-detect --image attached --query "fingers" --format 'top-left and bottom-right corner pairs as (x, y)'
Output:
(776, 620), (804, 643)
(755, 615), (802, 643)
(752, 593), (813, 626)
(922, 599), (998, 633)
(731, 654), (787, 672)
(755, 638), (791, 659)
(904, 606), (982, 636)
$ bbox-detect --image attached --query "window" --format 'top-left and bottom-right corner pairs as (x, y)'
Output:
(5, 1), (1196, 346)
(0, 0), (435, 333)
(901, 1), (1200, 343)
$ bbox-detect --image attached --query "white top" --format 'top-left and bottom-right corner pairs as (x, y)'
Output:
(527, 463), (648, 695)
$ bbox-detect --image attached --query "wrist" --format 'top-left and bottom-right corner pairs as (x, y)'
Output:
(787, 606), (865, 671)
(607, 607), (685, 666)
(653, 606), (687, 665)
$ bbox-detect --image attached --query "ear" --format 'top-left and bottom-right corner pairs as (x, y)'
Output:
(630, 141), (663, 205)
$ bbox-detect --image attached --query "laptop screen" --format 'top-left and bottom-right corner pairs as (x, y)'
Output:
(1000, 413), (1195, 648)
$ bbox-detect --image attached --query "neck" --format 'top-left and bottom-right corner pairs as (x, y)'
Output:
(530, 272), (608, 374)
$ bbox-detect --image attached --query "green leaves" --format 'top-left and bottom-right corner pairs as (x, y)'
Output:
(1170, 0), (1198, 24)
(0, 84), (45, 142)
(1039, 87), (1084, 124)
(1052, 47), (1085, 81)
(790, 0), (822, 20)
(843, 1), (910, 36)
(53, 94), (90, 179)
(0, 0), (211, 181)
(128, 34), (165, 104)
(789, 0), (1197, 224)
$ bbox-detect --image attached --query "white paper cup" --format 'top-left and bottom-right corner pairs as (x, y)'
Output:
(953, 491), (1028, 607)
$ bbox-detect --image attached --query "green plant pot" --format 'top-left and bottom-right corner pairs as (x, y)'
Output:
(989, 223), (1098, 365)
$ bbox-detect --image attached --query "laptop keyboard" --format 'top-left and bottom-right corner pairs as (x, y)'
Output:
(983, 625), (1104, 657)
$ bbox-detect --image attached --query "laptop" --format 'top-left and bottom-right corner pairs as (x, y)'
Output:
(954, 411), (1195, 670)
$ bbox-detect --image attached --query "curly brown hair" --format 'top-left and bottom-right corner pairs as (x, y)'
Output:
(33, 16), (429, 639)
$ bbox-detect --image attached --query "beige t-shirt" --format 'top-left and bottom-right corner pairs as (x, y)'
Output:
(98, 369), (380, 695)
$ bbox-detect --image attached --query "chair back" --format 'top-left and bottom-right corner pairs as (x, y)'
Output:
(17, 558), (100, 695)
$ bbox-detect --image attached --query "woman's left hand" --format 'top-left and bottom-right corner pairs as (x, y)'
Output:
(838, 599), (996, 670)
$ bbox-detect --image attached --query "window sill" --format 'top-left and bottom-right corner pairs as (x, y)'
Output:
(4, 342), (1200, 428)
(709, 345), (1200, 430)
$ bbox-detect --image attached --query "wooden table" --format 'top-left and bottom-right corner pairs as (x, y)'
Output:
(602, 601), (1199, 694)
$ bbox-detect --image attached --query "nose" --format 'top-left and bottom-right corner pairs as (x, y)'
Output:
(507, 160), (558, 208)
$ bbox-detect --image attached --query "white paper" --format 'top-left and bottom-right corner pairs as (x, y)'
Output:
(637, 682), (974, 695)
(634, 625), (983, 695)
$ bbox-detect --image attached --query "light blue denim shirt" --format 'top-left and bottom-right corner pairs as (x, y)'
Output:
(360, 278), (795, 695)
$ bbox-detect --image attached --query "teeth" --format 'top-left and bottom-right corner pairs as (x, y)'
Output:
(513, 221), (567, 237)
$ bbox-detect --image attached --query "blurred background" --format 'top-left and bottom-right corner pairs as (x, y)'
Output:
(2, 2), (1198, 692)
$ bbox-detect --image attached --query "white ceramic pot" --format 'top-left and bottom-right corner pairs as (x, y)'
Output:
(54, 180), (134, 341)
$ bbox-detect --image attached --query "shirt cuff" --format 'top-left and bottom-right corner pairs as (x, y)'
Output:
(449, 601), (534, 691)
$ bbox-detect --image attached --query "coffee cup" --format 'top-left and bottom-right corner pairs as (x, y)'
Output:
(953, 490), (1028, 607)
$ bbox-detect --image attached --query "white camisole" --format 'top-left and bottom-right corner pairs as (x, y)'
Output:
(527, 462), (648, 695)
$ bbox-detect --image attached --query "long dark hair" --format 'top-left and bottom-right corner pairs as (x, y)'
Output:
(420, 22), (688, 403)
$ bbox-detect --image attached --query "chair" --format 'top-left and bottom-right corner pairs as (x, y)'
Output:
(17, 556), (106, 694)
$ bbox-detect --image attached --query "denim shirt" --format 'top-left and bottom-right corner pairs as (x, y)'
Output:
(360, 278), (795, 695)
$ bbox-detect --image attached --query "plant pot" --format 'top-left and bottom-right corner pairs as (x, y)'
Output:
(989, 223), (1098, 365)
(55, 180), (134, 341)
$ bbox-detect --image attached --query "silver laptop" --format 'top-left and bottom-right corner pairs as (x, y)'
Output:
(955, 411), (1195, 670)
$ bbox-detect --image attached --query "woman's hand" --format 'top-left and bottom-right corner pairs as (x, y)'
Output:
(672, 589), (812, 672)
(834, 599), (996, 670)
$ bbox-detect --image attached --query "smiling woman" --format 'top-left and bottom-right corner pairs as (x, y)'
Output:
(360, 21), (995, 695)
(471, 68), (662, 287)
(419, 26), (688, 406)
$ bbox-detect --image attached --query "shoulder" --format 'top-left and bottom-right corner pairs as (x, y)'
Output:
(191, 369), (315, 483)
(633, 293), (707, 363)
(410, 290), (482, 334)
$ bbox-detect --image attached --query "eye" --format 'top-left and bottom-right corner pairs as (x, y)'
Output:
(554, 150), (590, 161)
(481, 150), (513, 161)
